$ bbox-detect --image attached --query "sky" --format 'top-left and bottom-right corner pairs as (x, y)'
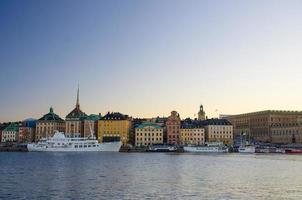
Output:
(1, 0), (302, 122)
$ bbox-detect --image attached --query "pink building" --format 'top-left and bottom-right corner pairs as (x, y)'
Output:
(166, 111), (181, 145)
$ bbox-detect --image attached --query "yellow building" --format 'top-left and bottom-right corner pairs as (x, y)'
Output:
(98, 112), (131, 144)
(135, 121), (163, 147)
(180, 119), (205, 145)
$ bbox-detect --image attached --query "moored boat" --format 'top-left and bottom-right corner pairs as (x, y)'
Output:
(27, 131), (122, 152)
(238, 145), (256, 153)
(183, 142), (228, 153)
(147, 145), (178, 152)
(285, 149), (302, 154)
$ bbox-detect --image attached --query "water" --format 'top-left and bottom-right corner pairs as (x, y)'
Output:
(1, 152), (302, 200)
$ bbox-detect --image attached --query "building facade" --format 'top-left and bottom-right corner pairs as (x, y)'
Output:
(180, 119), (205, 145)
(202, 119), (233, 145)
(166, 111), (181, 145)
(18, 126), (35, 143)
(83, 114), (100, 138)
(35, 107), (65, 141)
(271, 118), (302, 144)
(135, 121), (163, 146)
(224, 110), (302, 143)
(1, 123), (19, 143)
(18, 119), (36, 143)
(65, 87), (87, 137)
(98, 112), (131, 144)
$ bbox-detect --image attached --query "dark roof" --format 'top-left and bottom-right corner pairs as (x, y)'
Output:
(101, 112), (129, 120)
(66, 107), (87, 119)
(181, 118), (203, 129)
(39, 107), (64, 122)
(200, 118), (232, 126)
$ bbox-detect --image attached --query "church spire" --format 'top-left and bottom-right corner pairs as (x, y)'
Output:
(76, 85), (80, 109)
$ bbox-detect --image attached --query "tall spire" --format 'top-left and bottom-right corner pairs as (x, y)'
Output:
(76, 84), (80, 109)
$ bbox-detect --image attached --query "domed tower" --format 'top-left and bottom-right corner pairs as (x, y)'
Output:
(198, 105), (206, 121)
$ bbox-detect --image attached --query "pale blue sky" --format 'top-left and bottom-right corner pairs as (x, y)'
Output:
(1, 0), (302, 122)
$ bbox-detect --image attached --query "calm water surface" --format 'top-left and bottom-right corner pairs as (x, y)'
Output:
(0, 152), (302, 200)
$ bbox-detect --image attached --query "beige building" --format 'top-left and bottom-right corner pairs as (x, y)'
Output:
(1, 123), (19, 143)
(202, 119), (233, 145)
(224, 110), (302, 143)
(271, 118), (302, 144)
(135, 121), (163, 146)
(35, 107), (65, 141)
(65, 87), (87, 138)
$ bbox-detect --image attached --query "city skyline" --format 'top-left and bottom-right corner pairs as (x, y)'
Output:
(1, 0), (302, 122)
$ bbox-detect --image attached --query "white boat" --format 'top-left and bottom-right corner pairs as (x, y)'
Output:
(27, 131), (122, 152)
(147, 145), (177, 152)
(238, 145), (255, 153)
(184, 142), (228, 153)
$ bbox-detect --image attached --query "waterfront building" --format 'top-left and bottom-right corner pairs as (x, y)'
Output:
(131, 118), (149, 146)
(83, 114), (100, 138)
(201, 119), (233, 145)
(135, 121), (163, 147)
(151, 117), (168, 143)
(271, 119), (302, 144)
(198, 105), (206, 121)
(224, 110), (302, 143)
(166, 111), (181, 145)
(1, 123), (19, 143)
(65, 87), (87, 138)
(35, 107), (65, 141)
(18, 119), (36, 143)
(180, 119), (205, 145)
(98, 112), (131, 144)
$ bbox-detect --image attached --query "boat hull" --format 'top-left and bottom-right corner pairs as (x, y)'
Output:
(285, 149), (302, 154)
(27, 142), (122, 152)
(238, 146), (255, 153)
(184, 146), (228, 153)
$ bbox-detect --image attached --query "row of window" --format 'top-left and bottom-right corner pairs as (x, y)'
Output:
(181, 138), (204, 141)
(272, 130), (300, 136)
(181, 129), (204, 132)
(136, 133), (162, 137)
(136, 137), (162, 141)
(136, 129), (162, 132)
(168, 135), (180, 139)
(181, 133), (204, 137)
(136, 142), (162, 146)
(74, 145), (97, 148)
(209, 135), (232, 139)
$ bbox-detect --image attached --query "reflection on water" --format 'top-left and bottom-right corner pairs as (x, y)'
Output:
(1, 152), (302, 199)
